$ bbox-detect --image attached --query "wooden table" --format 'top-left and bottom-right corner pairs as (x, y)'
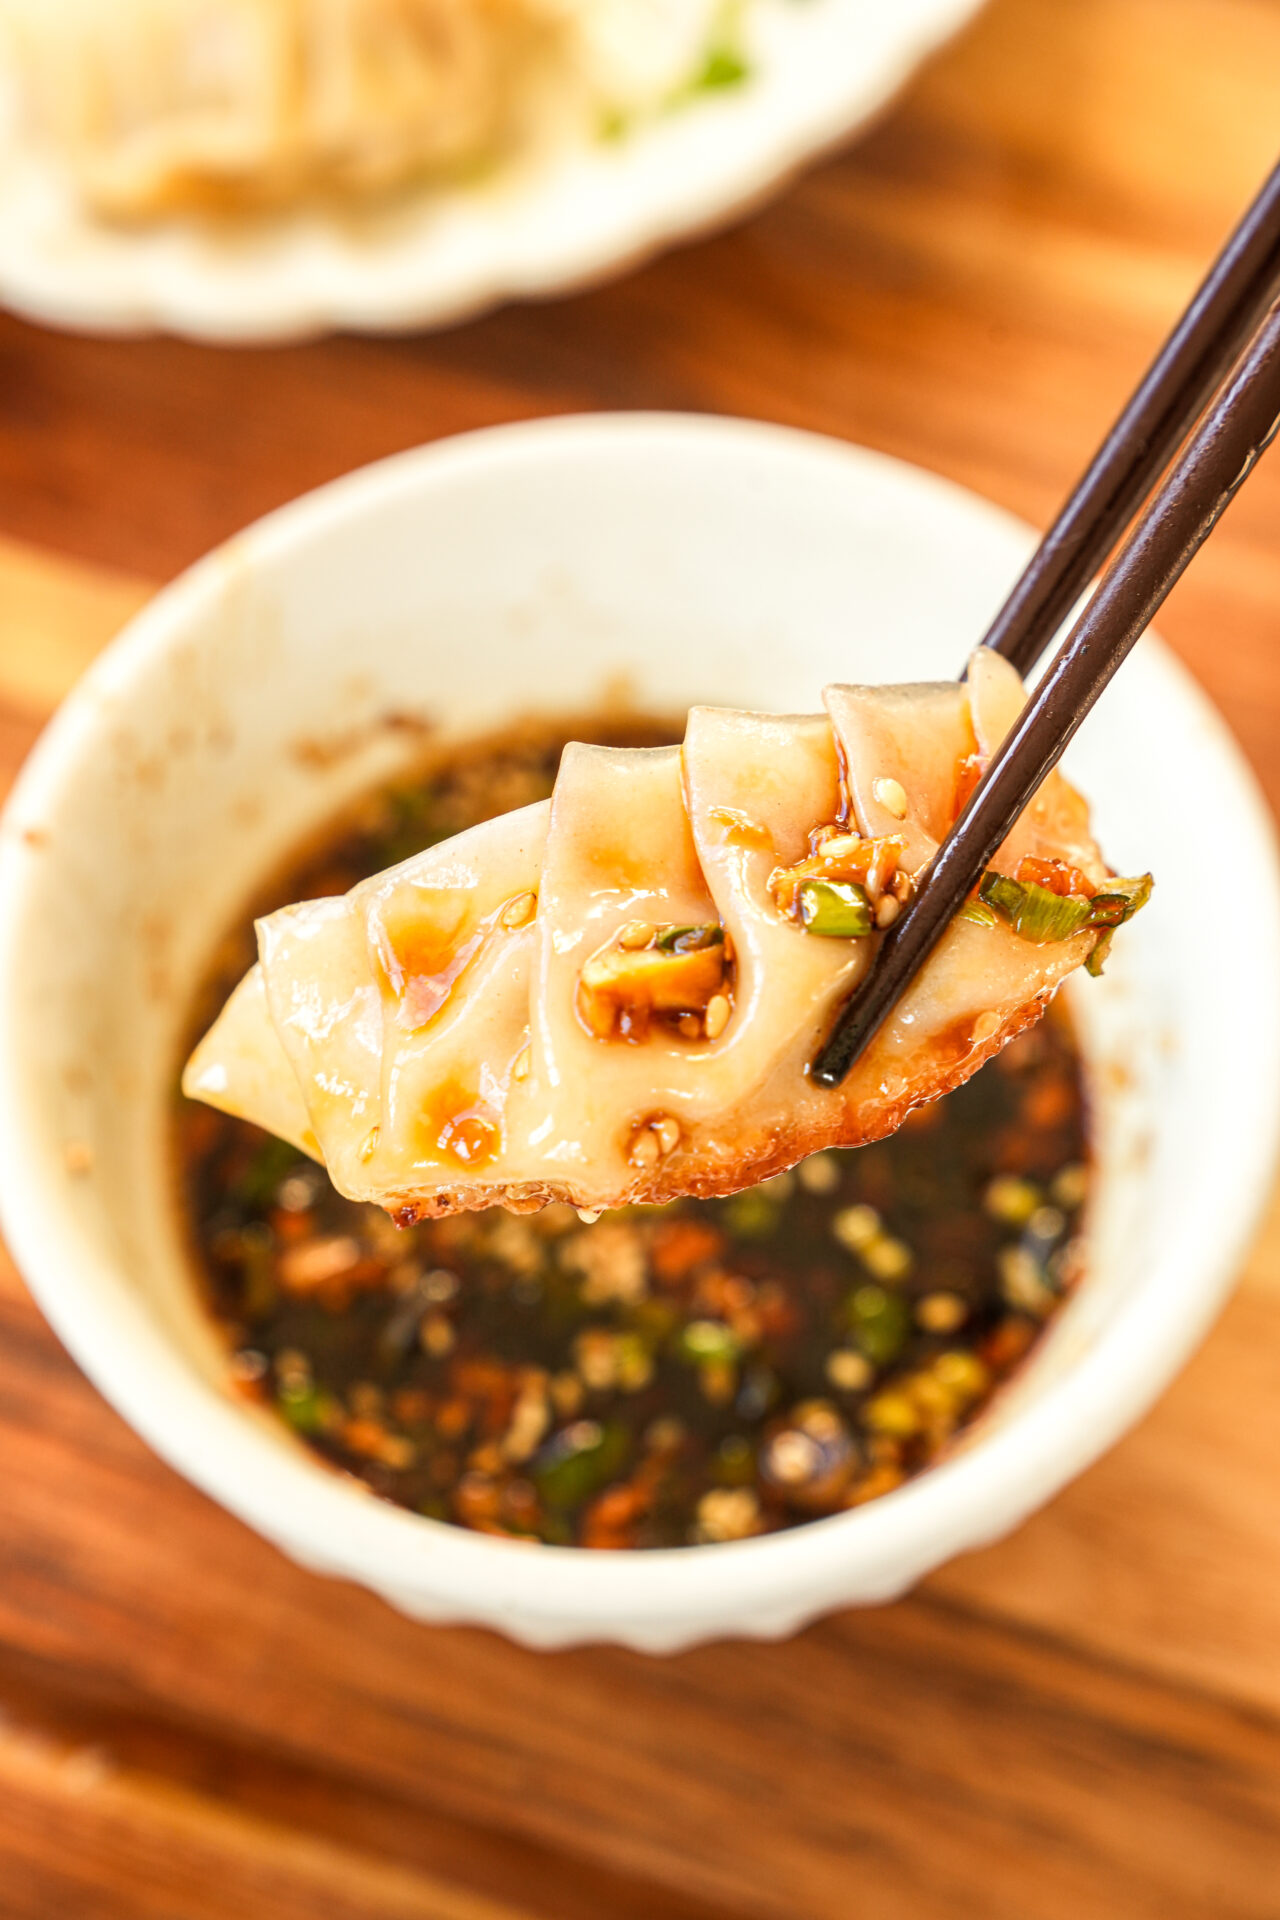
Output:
(2, 2), (1279, 1913)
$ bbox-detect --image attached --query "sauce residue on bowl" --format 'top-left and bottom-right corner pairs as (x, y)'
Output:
(176, 715), (1089, 1549)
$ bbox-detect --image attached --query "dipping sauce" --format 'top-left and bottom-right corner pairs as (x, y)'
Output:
(176, 717), (1089, 1549)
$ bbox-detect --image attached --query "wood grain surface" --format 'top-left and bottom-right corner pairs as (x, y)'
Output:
(2, 2), (1279, 1914)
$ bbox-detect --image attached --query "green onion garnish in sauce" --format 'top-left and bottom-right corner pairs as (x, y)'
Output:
(798, 880), (875, 938)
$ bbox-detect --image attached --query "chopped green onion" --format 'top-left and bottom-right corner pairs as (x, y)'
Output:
(1085, 928), (1115, 978)
(846, 1284), (912, 1367)
(1086, 873), (1154, 927)
(677, 1319), (742, 1365)
(691, 44), (751, 92)
(957, 897), (999, 929)
(656, 924), (725, 953)
(277, 1383), (338, 1436)
(798, 880), (874, 938)
(532, 1419), (630, 1510)
(235, 1135), (303, 1208)
(977, 867), (1153, 950)
(723, 1189), (779, 1240)
(979, 872), (1093, 943)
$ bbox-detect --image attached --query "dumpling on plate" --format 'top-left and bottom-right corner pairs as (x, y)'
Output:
(0, 0), (543, 217)
(0, 0), (740, 220)
(184, 649), (1150, 1219)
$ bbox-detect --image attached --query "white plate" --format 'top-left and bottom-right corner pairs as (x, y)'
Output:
(0, 414), (1276, 1650)
(0, 0), (984, 342)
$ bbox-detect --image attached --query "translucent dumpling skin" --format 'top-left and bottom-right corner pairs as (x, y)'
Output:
(0, 0), (734, 219)
(185, 651), (1144, 1219)
(0, 0), (542, 216)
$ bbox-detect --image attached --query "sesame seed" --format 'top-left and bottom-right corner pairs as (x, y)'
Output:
(617, 920), (655, 950)
(279, 1235), (363, 1291)
(875, 894), (900, 929)
(420, 1311), (456, 1358)
(833, 1204), (881, 1252)
(998, 1246), (1054, 1315)
(704, 993), (731, 1040)
(933, 1350), (990, 1399)
(551, 1370), (585, 1417)
(501, 890), (537, 930)
(655, 1116), (682, 1156)
(873, 777), (909, 819)
(764, 1428), (822, 1485)
(695, 1487), (763, 1542)
(916, 1291), (968, 1333)
(863, 1390), (921, 1438)
(574, 1329), (620, 1390)
(628, 1128), (661, 1170)
(275, 1348), (311, 1391)
(861, 1235), (913, 1281)
(644, 1414), (686, 1452)
(699, 1358), (736, 1406)
(278, 1171), (321, 1211)
(1051, 1163), (1089, 1210)
(799, 1153), (840, 1194)
(984, 1175), (1041, 1225)
(971, 1010), (1001, 1044)
(826, 1349), (873, 1391)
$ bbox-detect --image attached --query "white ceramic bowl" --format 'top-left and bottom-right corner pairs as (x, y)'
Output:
(0, 0), (985, 342)
(0, 414), (1276, 1651)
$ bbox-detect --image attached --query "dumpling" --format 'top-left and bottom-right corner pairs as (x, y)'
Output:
(184, 650), (1150, 1218)
(0, 0), (542, 217)
(0, 0), (740, 221)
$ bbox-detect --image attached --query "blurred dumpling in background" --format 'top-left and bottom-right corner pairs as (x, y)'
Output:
(0, 0), (542, 216)
(0, 0), (738, 221)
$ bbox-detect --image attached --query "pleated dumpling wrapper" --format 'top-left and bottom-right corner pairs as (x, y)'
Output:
(0, 0), (544, 218)
(184, 650), (1150, 1218)
(0, 0), (735, 221)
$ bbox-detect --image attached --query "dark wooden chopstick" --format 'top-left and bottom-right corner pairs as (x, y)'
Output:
(981, 157), (1280, 676)
(812, 295), (1280, 1090)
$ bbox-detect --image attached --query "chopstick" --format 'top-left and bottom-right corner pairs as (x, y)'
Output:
(981, 157), (1280, 676)
(811, 293), (1280, 1090)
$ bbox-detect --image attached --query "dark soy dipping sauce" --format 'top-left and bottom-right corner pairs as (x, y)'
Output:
(176, 716), (1090, 1549)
